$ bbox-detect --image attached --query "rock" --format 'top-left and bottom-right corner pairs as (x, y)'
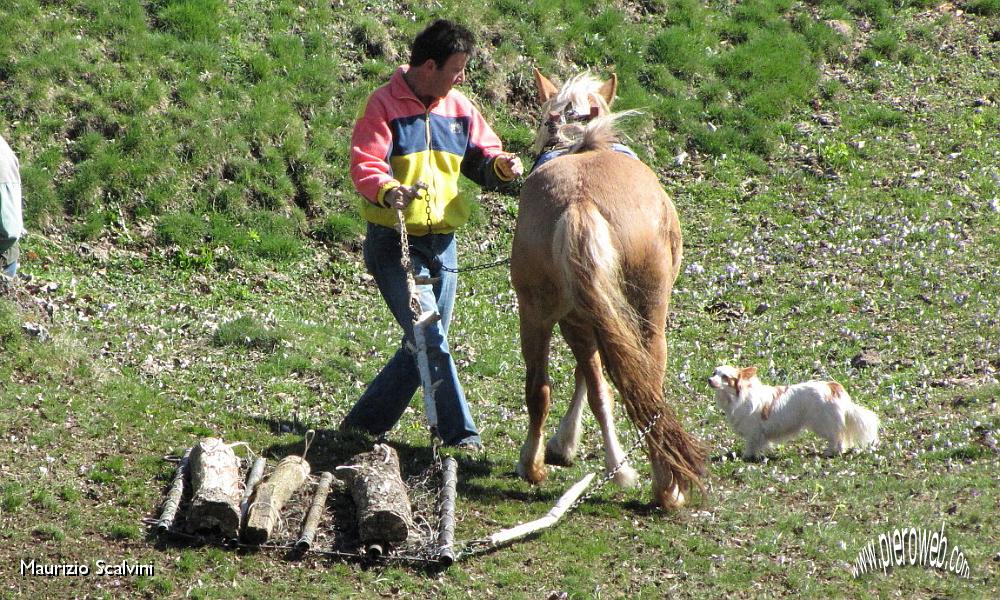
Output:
(825, 20), (853, 41)
(851, 350), (882, 369)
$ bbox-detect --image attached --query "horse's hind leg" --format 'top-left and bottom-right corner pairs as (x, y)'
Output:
(561, 324), (639, 489)
(517, 320), (555, 484)
(544, 367), (586, 467)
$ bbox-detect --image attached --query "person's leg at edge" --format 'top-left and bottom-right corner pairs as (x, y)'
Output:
(1, 240), (18, 279)
(423, 232), (480, 447)
(339, 224), (422, 435)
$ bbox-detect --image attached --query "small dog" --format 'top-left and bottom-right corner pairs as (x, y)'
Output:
(708, 366), (879, 459)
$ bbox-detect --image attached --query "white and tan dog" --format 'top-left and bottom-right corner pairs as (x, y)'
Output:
(708, 366), (879, 460)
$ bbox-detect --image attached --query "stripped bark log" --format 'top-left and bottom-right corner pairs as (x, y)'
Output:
(295, 471), (337, 552)
(486, 473), (594, 548)
(244, 455), (310, 544)
(156, 448), (191, 533)
(338, 444), (412, 545)
(436, 456), (458, 565)
(187, 438), (243, 537)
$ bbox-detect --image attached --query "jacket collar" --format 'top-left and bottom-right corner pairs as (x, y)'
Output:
(389, 65), (447, 110)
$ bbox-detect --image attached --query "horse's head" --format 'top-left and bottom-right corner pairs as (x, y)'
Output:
(531, 69), (625, 155)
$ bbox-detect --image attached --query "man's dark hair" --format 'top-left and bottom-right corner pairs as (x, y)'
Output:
(409, 19), (475, 68)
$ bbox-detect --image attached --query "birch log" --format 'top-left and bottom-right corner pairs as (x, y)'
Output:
(295, 471), (337, 551)
(436, 456), (458, 565)
(339, 444), (412, 545)
(156, 448), (191, 533)
(244, 455), (310, 544)
(187, 438), (243, 537)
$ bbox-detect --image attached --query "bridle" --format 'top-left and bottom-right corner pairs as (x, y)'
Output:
(542, 104), (601, 150)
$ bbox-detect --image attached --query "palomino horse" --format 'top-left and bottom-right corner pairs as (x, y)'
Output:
(510, 69), (706, 509)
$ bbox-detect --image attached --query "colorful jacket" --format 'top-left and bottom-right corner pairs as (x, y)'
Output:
(350, 66), (513, 235)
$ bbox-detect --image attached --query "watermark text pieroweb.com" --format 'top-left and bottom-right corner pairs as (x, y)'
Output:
(850, 522), (971, 579)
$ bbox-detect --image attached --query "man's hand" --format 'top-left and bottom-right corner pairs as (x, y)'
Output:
(383, 184), (423, 210)
(495, 153), (524, 180)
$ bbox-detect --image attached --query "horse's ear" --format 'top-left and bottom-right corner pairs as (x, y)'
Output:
(533, 68), (558, 104)
(598, 73), (618, 107)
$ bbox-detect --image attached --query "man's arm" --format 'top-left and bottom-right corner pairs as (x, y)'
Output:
(459, 107), (521, 190)
(350, 96), (401, 208)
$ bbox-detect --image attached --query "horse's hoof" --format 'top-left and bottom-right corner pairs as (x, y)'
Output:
(612, 464), (639, 489)
(516, 461), (547, 484)
(544, 443), (575, 467)
(657, 485), (686, 510)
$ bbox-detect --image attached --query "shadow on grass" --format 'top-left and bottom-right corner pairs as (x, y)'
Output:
(252, 418), (493, 479)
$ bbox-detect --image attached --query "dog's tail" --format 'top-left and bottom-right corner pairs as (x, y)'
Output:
(553, 201), (706, 509)
(843, 402), (880, 449)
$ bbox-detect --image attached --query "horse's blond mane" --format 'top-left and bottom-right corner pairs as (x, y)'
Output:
(533, 72), (637, 155)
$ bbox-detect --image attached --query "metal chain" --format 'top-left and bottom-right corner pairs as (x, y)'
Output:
(439, 257), (510, 274)
(148, 524), (444, 565)
(566, 411), (662, 514)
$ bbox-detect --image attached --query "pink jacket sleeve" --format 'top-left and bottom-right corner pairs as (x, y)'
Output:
(350, 95), (396, 205)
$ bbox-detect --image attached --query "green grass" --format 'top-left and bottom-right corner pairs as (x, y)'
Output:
(1, 1), (999, 598)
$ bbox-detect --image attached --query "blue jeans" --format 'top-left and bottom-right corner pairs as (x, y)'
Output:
(340, 223), (480, 447)
(1, 261), (14, 278)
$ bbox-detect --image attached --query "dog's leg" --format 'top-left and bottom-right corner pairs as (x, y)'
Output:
(742, 436), (768, 461)
(822, 439), (844, 457)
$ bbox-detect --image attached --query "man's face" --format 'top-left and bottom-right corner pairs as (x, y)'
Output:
(420, 52), (468, 101)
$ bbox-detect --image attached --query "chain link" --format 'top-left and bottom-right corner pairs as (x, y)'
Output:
(566, 411), (661, 514)
(438, 257), (510, 274)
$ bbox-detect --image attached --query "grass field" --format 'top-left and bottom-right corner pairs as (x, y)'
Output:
(2, 0), (999, 598)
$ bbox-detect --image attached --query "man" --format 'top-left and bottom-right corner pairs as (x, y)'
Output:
(341, 19), (523, 450)
(0, 134), (25, 279)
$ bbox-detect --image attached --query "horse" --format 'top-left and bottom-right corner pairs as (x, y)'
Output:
(509, 69), (707, 509)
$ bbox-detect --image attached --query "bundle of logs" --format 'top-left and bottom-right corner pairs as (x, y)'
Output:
(155, 438), (459, 563)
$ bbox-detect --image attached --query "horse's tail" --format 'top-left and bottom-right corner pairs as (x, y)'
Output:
(553, 202), (707, 507)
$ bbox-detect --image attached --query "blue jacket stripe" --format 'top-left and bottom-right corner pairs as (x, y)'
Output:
(390, 114), (470, 158)
(429, 114), (469, 156)
(391, 114), (427, 157)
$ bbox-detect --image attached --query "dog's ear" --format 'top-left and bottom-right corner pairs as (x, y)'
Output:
(739, 367), (758, 380)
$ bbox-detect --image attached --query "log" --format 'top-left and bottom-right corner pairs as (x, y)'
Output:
(239, 457), (267, 529)
(156, 448), (191, 533)
(486, 473), (595, 548)
(436, 456), (458, 565)
(244, 455), (310, 544)
(295, 471), (337, 552)
(338, 444), (412, 545)
(187, 438), (244, 537)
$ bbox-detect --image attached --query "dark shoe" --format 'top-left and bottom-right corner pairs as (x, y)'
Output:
(454, 440), (484, 453)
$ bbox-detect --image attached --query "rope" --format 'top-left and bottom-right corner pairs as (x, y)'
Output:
(301, 429), (315, 461)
